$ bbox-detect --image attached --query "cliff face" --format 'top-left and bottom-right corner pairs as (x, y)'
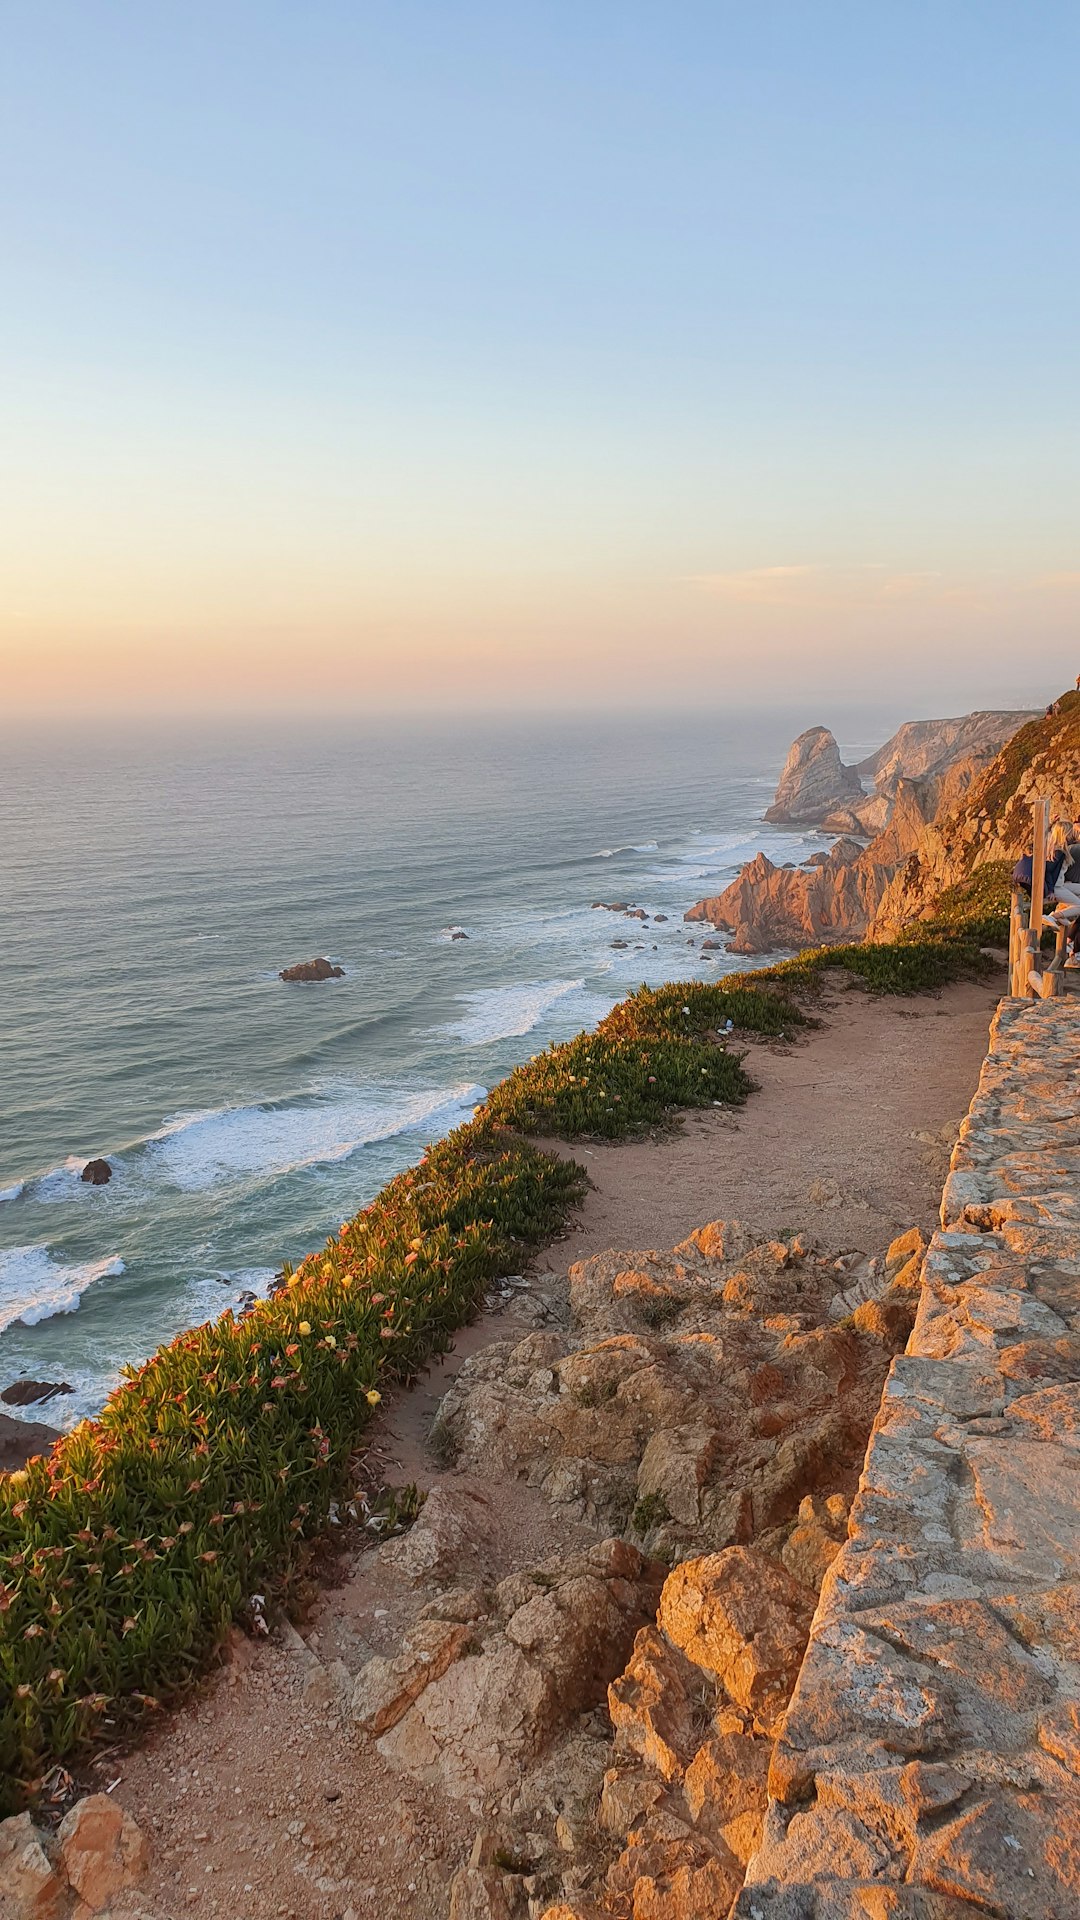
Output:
(872, 694), (1080, 933)
(687, 837), (893, 954)
(689, 703), (1042, 952)
(856, 709), (1034, 793)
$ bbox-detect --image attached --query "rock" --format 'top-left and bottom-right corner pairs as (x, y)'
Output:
(352, 1620), (472, 1735)
(684, 1728), (772, 1863)
(379, 1483), (495, 1583)
(447, 1866), (516, 1920)
(607, 1824), (743, 1918)
(376, 1540), (664, 1798)
(685, 839), (889, 955)
(0, 1380), (73, 1407)
(451, 930), (469, 941)
(781, 1493), (849, 1592)
(57, 1795), (149, 1912)
(598, 1766), (668, 1836)
(636, 1425), (723, 1527)
(608, 1627), (702, 1780)
(80, 1158), (112, 1185)
(764, 728), (865, 826)
(658, 1548), (815, 1734)
(278, 956), (345, 982)
(0, 1813), (66, 1920)
(0, 1412), (59, 1473)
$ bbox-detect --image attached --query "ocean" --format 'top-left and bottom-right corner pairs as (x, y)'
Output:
(0, 708), (887, 1428)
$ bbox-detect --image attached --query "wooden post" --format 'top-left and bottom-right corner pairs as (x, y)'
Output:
(1031, 796), (1048, 943)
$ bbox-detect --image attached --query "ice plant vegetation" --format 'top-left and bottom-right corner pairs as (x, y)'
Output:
(0, 950), (991, 1809)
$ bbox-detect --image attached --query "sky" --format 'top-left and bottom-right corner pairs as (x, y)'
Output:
(2, 2), (1078, 718)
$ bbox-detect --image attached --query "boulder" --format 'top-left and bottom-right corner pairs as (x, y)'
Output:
(658, 1548), (815, 1734)
(0, 1813), (66, 1920)
(684, 1728), (772, 1864)
(57, 1795), (149, 1912)
(764, 728), (864, 826)
(80, 1159), (112, 1185)
(379, 1482), (495, 1584)
(0, 1413), (60, 1474)
(278, 956), (345, 982)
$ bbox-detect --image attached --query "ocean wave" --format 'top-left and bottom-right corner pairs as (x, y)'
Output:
(145, 1082), (486, 1192)
(439, 980), (589, 1047)
(0, 1247), (125, 1335)
(590, 842), (659, 859)
(0, 1181), (23, 1205)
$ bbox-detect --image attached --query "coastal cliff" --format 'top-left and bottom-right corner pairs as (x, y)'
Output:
(689, 704), (1037, 952)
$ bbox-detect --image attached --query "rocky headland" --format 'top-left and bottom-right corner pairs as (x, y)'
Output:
(689, 706), (1036, 953)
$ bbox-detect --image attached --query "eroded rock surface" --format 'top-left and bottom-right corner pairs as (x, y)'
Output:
(734, 996), (1080, 1918)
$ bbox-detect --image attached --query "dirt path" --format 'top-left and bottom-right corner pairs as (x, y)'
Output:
(101, 973), (1001, 1920)
(537, 971), (1002, 1272)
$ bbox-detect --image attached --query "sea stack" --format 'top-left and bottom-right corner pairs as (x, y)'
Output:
(764, 727), (864, 825)
(81, 1157), (112, 1185)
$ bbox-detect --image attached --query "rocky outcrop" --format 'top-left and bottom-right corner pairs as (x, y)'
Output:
(693, 705), (1037, 953)
(0, 1796), (149, 1920)
(359, 1538), (666, 1800)
(279, 956), (345, 982)
(0, 1411), (59, 1474)
(735, 996), (1080, 1916)
(435, 1226), (901, 1559)
(764, 730), (864, 826)
(80, 1158), (112, 1185)
(685, 840), (889, 954)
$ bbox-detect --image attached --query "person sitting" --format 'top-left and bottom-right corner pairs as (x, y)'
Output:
(1046, 820), (1080, 952)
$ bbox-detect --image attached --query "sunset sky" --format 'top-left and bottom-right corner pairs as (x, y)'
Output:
(3, 3), (1078, 716)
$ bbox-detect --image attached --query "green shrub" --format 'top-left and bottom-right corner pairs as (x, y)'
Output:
(597, 978), (808, 1043)
(478, 1030), (753, 1140)
(0, 1129), (584, 1810)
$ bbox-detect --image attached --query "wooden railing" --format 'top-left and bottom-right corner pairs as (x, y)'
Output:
(1009, 795), (1070, 997)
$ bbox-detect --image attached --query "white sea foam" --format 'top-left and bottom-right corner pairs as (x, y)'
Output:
(0, 1247), (124, 1335)
(0, 1181), (23, 1205)
(439, 979), (590, 1047)
(591, 842), (659, 858)
(145, 1083), (486, 1192)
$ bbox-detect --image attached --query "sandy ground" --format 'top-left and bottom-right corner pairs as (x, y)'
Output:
(539, 971), (1002, 1269)
(67, 972), (1002, 1920)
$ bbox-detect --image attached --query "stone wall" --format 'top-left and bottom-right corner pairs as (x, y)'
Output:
(733, 998), (1080, 1918)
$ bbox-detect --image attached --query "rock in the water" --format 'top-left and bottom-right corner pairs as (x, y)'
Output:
(764, 727), (864, 826)
(451, 929), (469, 940)
(278, 956), (345, 982)
(1, 1379), (73, 1407)
(81, 1157), (112, 1185)
(58, 1794), (149, 1911)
